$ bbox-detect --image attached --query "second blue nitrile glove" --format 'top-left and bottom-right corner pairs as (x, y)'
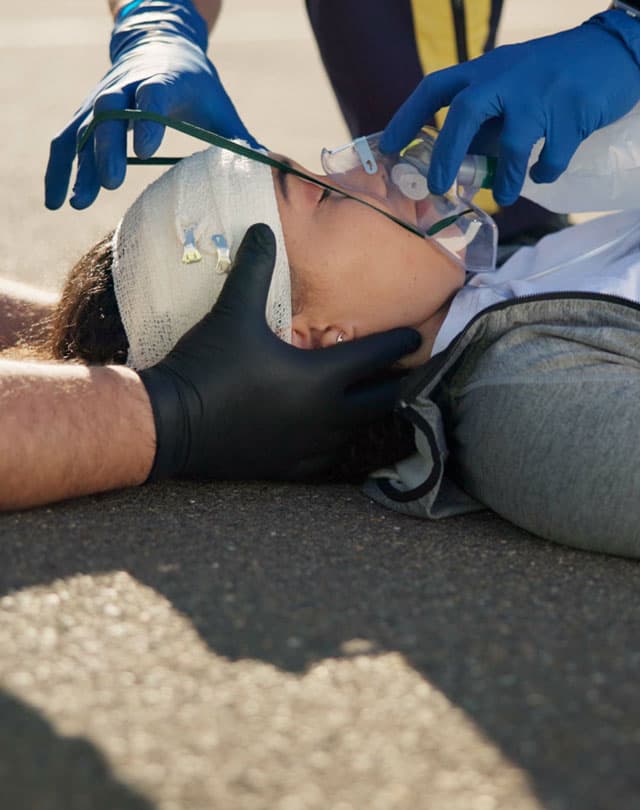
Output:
(381, 10), (640, 206)
(45, 0), (257, 210)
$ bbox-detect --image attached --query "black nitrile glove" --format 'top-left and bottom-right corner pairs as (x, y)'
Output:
(139, 224), (421, 481)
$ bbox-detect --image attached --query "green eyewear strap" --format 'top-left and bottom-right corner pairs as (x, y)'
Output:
(78, 109), (470, 238)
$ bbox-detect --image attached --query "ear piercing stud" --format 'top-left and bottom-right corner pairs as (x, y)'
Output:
(336, 332), (345, 344)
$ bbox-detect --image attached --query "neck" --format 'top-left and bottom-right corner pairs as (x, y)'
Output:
(422, 301), (452, 355)
(399, 299), (454, 369)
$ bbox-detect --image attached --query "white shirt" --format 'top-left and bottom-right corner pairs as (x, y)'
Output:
(433, 210), (640, 355)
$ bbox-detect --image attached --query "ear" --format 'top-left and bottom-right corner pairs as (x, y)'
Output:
(291, 314), (355, 349)
(316, 324), (355, 349)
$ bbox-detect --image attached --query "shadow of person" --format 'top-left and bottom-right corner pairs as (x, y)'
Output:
(0, 690), (154, 810)
(2, 479), (640, 809)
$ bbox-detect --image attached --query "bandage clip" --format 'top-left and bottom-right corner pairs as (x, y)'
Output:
(211, 234), (231, 273)
(182, 226), (202, 264)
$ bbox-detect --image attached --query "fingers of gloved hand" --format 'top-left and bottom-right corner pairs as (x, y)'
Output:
(217, 104), (260, 150)
(69, 131), (101, 210)
(468, 118), (503, 157)
(201, 78), (260, 148)
(328, 327), (421, 390)
(492, 113), (543, 206)
(214, 223), (277, 319)
(133, 80), (169, 159)
(135, 70), (260, 152)
(93, 89), (131, 190)
(223, 111), (260, 150)
(340, 375), (406, 429)
(380, 63), (470, 154)
(45, 122), (80, 210)
(528, 127), (582, 185)
(428, 84), (498, 194)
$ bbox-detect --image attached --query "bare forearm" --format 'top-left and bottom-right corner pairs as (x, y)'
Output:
(0, 361), (155, 510)
(108, 0), (223, 29)
(0, 280), (57, 351)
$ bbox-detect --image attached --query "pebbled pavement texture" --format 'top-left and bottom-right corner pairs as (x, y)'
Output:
(2, 482), (640, 810)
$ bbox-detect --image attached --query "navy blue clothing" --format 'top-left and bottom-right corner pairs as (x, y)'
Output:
(305, 0), (561, 241)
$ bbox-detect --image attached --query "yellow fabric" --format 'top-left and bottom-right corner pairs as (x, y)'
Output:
(409, 0), (498, 213)
(473, 187), (498, 213)
(409, 0), (458, 75)
(463, 1), (495, 62)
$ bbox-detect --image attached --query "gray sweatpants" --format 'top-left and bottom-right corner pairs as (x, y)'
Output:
(367, 298), (640, 557)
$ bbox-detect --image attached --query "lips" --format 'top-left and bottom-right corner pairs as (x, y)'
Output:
(415, 198), (437, 229)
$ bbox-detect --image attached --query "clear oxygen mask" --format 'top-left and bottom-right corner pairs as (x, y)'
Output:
(321, 127), (498, 273)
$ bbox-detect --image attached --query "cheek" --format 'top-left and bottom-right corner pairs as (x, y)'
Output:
(349, 222), (443, 319)
(277, 200), (322, 277)
(289, 199), (464, 334)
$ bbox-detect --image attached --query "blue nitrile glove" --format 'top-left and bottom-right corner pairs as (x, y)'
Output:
(381, 10), (640, 206)
(45, 0), (256, 210)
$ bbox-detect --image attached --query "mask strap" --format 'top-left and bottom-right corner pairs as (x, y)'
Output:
(79, 110), (429, 237)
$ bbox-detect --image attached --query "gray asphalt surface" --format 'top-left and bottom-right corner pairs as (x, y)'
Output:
(3, 484), (640, 810)
(3, 2), (638, 809)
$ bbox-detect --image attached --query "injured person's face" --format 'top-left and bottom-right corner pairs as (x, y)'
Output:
(110, 144), (467, 371)
(271, 156), (466, 367)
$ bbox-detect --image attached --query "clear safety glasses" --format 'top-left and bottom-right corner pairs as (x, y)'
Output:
(321, 127), (498, 273)
(79, 112), (497, 272)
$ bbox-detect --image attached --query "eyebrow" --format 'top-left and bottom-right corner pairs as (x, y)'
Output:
(273, 152), (425, 238)
(275, 156), (293, 203)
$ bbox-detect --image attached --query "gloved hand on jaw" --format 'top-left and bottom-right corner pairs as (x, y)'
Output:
(45, 0), (257, 211)
(380, 10), (640, 206)
(138, 224), (422, 482)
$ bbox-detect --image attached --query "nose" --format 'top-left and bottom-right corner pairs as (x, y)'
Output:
(331, 162), (390, 202)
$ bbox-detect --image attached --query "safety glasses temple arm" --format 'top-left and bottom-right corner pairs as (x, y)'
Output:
(79, 109), (447, 237)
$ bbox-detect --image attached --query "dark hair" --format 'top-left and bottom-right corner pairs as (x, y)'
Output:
(48, 235), (416, 481)
(49, 232), (129, 365)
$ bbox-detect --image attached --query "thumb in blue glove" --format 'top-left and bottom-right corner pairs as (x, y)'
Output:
(380, 10), (640, 206)
(45, 0), (258, 211)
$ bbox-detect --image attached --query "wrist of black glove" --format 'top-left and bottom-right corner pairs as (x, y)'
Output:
(138, 362), (194, 481)
(110, 0), (209, 63)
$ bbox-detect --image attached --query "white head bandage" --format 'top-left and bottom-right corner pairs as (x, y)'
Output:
(112, 145), (291, 370)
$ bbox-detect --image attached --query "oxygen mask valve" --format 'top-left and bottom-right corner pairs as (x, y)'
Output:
(396, 128), (496, 199)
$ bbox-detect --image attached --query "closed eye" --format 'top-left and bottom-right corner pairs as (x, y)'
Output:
(319, 186), (348, 205)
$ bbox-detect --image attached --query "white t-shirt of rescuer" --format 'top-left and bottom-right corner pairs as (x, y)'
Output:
(433, 209), (640, 356)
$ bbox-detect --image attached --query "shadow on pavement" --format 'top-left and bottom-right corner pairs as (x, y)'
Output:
(2, 480), (640, 809)
(0, 690), (154, 810)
